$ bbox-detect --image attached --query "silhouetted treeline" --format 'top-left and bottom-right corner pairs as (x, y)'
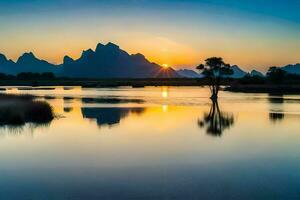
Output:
(0, 72), (55, 80)
(0, 70), (299, 88)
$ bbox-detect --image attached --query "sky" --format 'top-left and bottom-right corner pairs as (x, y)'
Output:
(0, 0), (300, 71)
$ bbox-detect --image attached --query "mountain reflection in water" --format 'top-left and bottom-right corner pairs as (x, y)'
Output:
(82, 107), (145, 127)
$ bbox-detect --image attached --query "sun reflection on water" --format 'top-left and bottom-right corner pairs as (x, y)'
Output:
(161, 86), (169, 99)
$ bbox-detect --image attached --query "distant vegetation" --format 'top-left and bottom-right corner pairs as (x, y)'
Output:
(237, 67), (300, 85)
(0, 72), (55, 80)
(0, 64), (299, 95)
(226, 66), (300, 93)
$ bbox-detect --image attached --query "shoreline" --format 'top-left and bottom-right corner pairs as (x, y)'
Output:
(224, 84), (300, 94)
(0, 78), (214, 87)
(0, 79), (299, 94)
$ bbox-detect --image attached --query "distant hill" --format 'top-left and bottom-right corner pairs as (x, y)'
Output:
(176, 69), (203, 78)
(0, 52), (60, 75)
(282, 63), (300, 75)
(250, 70), (264, 77)
(220, 65), (247, 78)
(16, 52), (61, 74)
(0, 53), (15, 74)
(178, 65), (256, 79)
(62, 42), (179, 78)
(231, 65), (248, 78)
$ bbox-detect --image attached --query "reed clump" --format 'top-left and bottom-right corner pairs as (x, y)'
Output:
(0, 93), (54, 125)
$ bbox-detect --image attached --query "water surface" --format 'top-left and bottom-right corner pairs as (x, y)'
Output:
(0, 86), (300, 199)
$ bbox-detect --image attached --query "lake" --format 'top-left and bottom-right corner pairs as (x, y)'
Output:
(0, 86), (300, 199)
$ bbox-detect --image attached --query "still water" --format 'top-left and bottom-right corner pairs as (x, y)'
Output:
(0, 86), (300, 199)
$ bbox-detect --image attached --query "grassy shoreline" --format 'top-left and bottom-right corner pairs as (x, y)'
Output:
(0, 93), (54, 126)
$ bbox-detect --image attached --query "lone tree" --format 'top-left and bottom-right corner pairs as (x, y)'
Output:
(197, 57), (233, 100)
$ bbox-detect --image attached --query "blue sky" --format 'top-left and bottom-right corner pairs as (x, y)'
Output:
(0, 0), (299, 71)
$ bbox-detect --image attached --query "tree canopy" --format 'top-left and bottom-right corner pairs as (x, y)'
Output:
(266, 67), (287, 84)
(196, 57), (233, 100)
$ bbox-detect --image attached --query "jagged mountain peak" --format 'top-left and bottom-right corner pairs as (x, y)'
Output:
(63, 55), (74, 64)
(177, 69), (203, 78)
(131, 53), (148, 63)
(284, 63), (300, 67)
(62, 42), (179, 78)
(231, 65), (241, 69)
(282, 63), (300, 74)
(12, 51), (59, 74)
(0, 53), (7, 62)
(83, 48), (94, 53)
(132, 53), (145, 58)
(95, 43), (105, 52)
(105, 42), (119, 49)
(17, 52), (37, 63)
(22, 52), (35, 58)
(95, 42), (121, 54)
(81, 48), (95, 57)
(250, 69), (264, 77)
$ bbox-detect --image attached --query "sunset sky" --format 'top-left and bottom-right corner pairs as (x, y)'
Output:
(0, 0), (300, 71)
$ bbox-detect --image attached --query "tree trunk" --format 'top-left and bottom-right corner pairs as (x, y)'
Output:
(210, 76), (219, 101)
(210, 92), (218, 101)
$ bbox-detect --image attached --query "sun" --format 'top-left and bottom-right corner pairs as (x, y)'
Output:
(162, 64), (169, 69)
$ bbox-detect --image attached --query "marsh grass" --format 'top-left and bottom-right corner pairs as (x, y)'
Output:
(0, 93), (54, 125)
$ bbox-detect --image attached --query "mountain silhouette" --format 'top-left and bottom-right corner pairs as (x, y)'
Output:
(62, 42), (179, 78)
(0, 43), (178, 78)
(250, 70), (264, 77)
(228, 65), (248, 78)
(179, 65), (250, 79)
(176, 69), (203, 78)
(16, 52), (61, 74)
(282, 63), (300, 75)
(81, 107), (145, 127)
(0, 52), (60, 75)
(0, 42), (299, 78)
(0, 53), (15, 74)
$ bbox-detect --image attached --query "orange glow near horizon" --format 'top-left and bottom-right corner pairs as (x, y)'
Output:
(162, 64), (169, 69)
(1, 0), (300, 73)
(1, 36), (299, 72)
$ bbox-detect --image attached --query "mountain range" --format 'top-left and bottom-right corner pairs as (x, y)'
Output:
(177, 64), (300, 78)
(0, 42), (299, 78)
(177, 66), (250, 79)
(177, 69), (204, 78)
(0, 42), (178, 78)
(282, 63), (300, 75)
(0, 52), (61, 75)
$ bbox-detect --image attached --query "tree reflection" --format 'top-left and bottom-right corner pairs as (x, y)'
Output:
(198, 100), (234, 137)
(269, 112), (284, 122)
(268, 95), (285, 123)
